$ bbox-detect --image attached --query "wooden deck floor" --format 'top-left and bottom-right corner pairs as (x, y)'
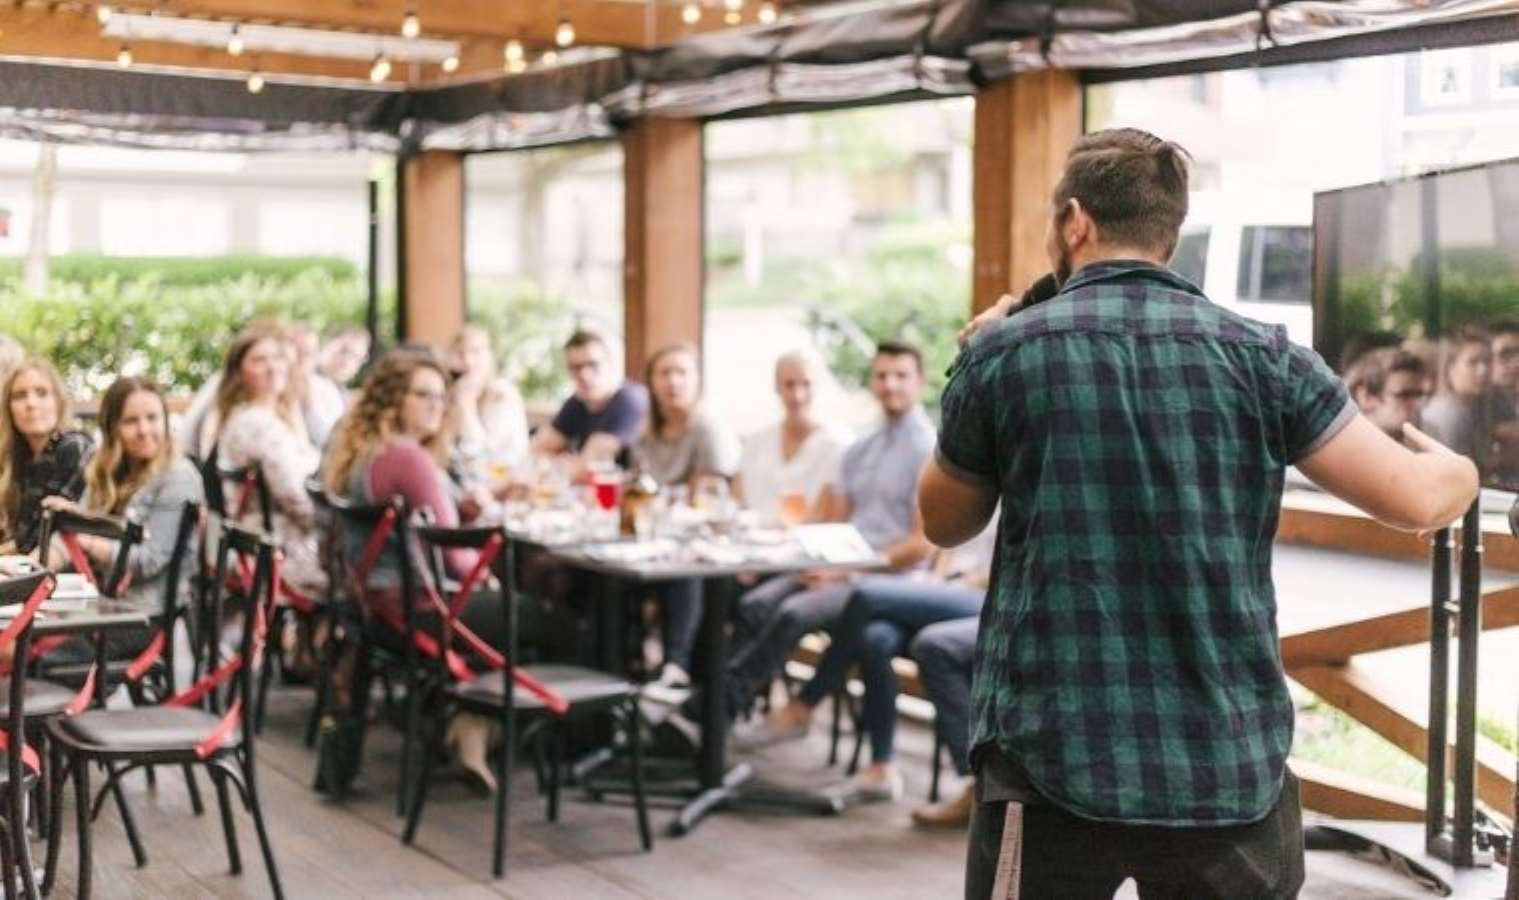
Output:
(29, 680), (1492, 899)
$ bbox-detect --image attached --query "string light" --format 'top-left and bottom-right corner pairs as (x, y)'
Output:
(554, 17), (575, 47)
(540, 48), (559, 66)
(504, 38), (524, 63)
(227, 25), (244, 56)
(247, 71), (265, 93)
(401, 11), (421, 39)
(682, 2), (701, 24)
(441, 54), (460, 73)
(757, 1), (777, 23)
(369, 54), (391, 82)
(116, 44), (133, 67)
(96, 5), (113, 24)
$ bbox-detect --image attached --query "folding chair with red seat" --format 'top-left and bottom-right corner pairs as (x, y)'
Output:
(0, 570), (60, 900)
(402, 522), (652, 877)
(41, 520), (284, 900)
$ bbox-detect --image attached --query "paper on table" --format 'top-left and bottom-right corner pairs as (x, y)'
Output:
(50, 573), (99, 601)
(792, 524), (876, 564)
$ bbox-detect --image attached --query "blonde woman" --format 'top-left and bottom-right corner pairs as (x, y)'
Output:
(0, 357), (92, 555)
(209, 323), (325, 596)
(448, 325), (530, 480)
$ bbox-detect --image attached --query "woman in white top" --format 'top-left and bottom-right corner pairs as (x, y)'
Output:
(449, 325), (531, 480)
(735, 349), (849, 524)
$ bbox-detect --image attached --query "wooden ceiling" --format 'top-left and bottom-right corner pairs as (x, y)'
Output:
(0, 0), (788, 87)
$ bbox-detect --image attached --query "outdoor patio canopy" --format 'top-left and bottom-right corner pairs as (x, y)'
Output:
(4, 0), (1519, 367)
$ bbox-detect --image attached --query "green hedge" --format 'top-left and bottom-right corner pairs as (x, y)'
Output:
(0, 254), (356, 288)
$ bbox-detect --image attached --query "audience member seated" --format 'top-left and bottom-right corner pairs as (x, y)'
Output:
(210, 323), (326, 598)
(530, 330), (648, 464)
(740, 524), (995, 807)
(1345, 348), (1427, 442)
(734, 350), (849, 525)
(287, 323), (347, 449)
(448, 325), (530, 481)
(632, 343), (740, 689)
(41, 376), (203, 663)
(318, 324), (372, 388)
(708, 342), (936, 730)
(1423, 327), (1516, 480)
(0, 357), (93, 556)
(323, 349), (503, 792)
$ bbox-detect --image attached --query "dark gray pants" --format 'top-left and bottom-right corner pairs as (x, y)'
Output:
(724, 575), (851, 717)
(911, 617), (977, 776)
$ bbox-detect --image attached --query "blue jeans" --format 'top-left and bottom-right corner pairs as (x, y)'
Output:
(652, 579), (702, 672)
(798, 575), (981, 767)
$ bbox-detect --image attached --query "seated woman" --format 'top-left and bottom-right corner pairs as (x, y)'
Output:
(737, 524), (996, 806)
(0, 357), (93, 556)
(632, 343), (740, 689)
(448, 325), (530, 483)
(42, 377), (203, 663)
(207, 323), (326, 600)
(323, 349), (501, 792)
(734, 350), (849, 525)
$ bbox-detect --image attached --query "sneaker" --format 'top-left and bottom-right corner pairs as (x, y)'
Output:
(642, 663), (692, 706)
(730, 715), (809, 751)
(911, 783), (974, 828)
(658, 662), (691, 689)
(826, 768), (905, 807)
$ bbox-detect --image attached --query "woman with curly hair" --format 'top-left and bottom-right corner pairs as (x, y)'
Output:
(323, 348), (502, 792)
(0, 357), (93, 555)
(207, 322), (326, 597)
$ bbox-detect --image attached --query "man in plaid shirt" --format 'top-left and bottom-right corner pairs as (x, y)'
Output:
(920, 128), (1480, 898)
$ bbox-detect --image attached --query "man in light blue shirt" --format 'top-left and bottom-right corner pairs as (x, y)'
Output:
(718, 341), (936, 729)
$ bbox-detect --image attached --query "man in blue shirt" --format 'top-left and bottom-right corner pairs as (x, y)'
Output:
(531, 330), (649, 462)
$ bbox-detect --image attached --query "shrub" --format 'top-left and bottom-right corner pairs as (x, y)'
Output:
(0, 254), (356, 288)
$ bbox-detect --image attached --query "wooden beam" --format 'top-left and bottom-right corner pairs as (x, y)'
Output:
(400, 151), (465, 347)
(971, 70), (1081, 314)
(1291, 758), (1425, 822)
(1277, 499), (1519, 571)
(622, 117), (703, 382)
(1281, 584), (1519, 669)
(0, 7), (407, 84)
(1290, 663), (1516, 816)
(136, 0), (729, 49)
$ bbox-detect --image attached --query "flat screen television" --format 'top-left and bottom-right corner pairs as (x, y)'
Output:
(1313, 156), (1519, 493)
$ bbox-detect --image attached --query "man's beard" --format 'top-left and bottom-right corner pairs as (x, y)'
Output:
(1053, 229), (1074, 287)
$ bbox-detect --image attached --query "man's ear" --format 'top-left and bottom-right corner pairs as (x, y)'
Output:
(1064, 198), (1094, 248)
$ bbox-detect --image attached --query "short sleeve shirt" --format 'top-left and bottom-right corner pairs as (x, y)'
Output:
(633, 410), (741, 487)
(839, 409), (936, 551)
(551, 383), (650, 452)
(939, 260), (1354, 827)
(6, 430), (93, 554)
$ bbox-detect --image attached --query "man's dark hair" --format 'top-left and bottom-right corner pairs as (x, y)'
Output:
(1339, 331), (1404, 371)
(875, 340), (923, 374)
(1488, 317), (1519, 338)
(1345, 348), (1427, 397)
(1052, 128), (1191, 259)
(564, 329), (608, 353)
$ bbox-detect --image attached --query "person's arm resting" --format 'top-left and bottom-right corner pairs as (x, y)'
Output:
(1298, 417), (1479, 531)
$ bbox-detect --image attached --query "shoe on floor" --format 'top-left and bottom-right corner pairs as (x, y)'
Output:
(826, 768), (905, 807)
(730, 715), (809, 751)
(911, 783), (973, 828)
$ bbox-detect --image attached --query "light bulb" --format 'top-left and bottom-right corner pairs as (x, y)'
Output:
(370, 55), (391, 82)
(227, 27), (244, 57)
(504, 39), (524, 62)
(757, 2), (777, 23)
(116, 45), (132, 67)
(725, 10), (740, 23)
(247, 72), (265, 94)
(724, 0), (742, 10)
(401, 12), (421, 39)
(441, 54), (459, 73)
(682, 2), (701, 24)
(96, 5), (113, 24)
(555, 18), (575, 47)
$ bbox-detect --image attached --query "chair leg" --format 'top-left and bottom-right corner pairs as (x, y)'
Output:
(492, 707), (514, 879)
(624, 702), (652, 852)
(180, 764), (205, 816)
(72, 753), (91, 900)
(106, 764), (147, 868)
(397, 677), (422, 818)
(1, 815), (18, 900)
(827, 690), (842, 766)
(210, 769), (242, 876)
(144, 765), (157, 790)
(255, 609), (283, 735)
(239, 757), (285, 900)
(41, 745), (66, 896)
(929, 731), (944, 803)
(401, 714), (441, 846)
(546, 728), (563, 824)
(304, 616), (336, 749)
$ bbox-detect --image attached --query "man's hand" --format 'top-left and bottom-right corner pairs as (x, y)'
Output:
(40, 496), (78, 514)
(957, 293), (1018, 348)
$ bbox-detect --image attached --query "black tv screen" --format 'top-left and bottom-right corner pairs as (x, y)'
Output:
(1313, 157), (1519, 492)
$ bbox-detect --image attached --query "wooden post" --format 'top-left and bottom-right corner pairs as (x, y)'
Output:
(972, 70), (1082, 314)
(399, 151), (466, 346)
(622, 118), (704, 381)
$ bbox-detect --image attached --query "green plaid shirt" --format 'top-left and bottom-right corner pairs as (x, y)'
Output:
(939, 260), (1354, 826)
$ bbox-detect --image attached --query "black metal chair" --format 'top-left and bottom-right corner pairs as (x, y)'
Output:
(0, 570), (59, 900)
(403, 523), (652, 877)
(42, 520), (284, 900)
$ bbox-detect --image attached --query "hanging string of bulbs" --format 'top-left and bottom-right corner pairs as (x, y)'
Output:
(91, 0), (785, 90)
